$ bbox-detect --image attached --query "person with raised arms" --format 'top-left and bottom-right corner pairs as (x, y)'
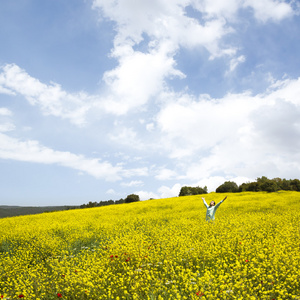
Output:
(202, 196), (227, 221)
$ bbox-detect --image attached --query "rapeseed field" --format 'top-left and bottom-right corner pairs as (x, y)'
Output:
(0, 191), (299, 300)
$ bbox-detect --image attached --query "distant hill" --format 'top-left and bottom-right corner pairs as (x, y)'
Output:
(0, 205), (79, 218)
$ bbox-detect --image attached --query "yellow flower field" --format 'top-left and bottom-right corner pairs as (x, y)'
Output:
(0, 191), (299, 300)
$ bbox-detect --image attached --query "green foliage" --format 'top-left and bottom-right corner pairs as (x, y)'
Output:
(0, 206), (76, 219)
(291, 179), (300, 191)
(80, 199), (125, 209)
(179, 186), (208, 196)
(124, 194), (140, 203)
(260, 181), (279, 193)
(216, 181), (239, 193)
(246, 182), (262, 192)
(237, 176), (300, 193)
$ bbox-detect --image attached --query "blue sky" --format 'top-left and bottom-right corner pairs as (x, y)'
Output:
(1, 0), (300, 206)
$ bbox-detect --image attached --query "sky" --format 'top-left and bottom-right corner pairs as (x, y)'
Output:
(1, 0), (300, 206)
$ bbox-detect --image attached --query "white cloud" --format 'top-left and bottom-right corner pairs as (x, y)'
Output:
(92, 0), (238, 114)
(0, 64), (95, 126)
(136, 184), (182, 200)
(92, 0), (294, 116)
(146, 123), (155, 132)
(157, 91), (259, 158)
(195, 176), (229, 192)
(191, 0), (241, 19)
(121, 180), (144, 187)
(93, 0), (236, 52)
(102, 41), (185, 115)
(0, 108), (15, 132)
(106, 189), (117, 195)
(0, 123), (15, 132)
(158, 183), (182, 198)
(192, 0), (294, 22)
(266, 77), (300, 106)
(155, 168), (178, 180)
(243, 0), (293, 22)
(0, 108), (13, 116)
(108, 126), (143, 149)
(0, 132), (149, 181)
(1, 0), (295, 124)
(135, 190), (159, 201)
(156, 77), (300, 181)
(227, 55), (246, 74)
(122, 167), (149, 178)
(0, 85), (16, 95)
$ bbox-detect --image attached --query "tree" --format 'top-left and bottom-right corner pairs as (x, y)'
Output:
(290, 179), (300, 191)
(115, 198), (125, 204)
(179, 186), (207, 196)
(280, 179), (291, 190)
(260, 180), (279, 192)
(256, 176), (269, 183)
(87, 201), (98, 208)
(247, 182), (261, 192)
(216, 181), (238, 193)
(125, 194), (140, 203)
(238, 182), (250, 192)
(179, 186), (191, 196)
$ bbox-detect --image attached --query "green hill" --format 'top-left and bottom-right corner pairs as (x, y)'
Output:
(0, 205), (78, 218)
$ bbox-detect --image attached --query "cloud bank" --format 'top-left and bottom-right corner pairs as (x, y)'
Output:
(0, 0), (299, 203)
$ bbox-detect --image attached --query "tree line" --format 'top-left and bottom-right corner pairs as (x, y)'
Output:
(80, 176), (300, 209)
(179, 176), (300, 196)
(80, 194), (140, 208)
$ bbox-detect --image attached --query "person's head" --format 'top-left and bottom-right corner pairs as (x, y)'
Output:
(209, 201), (215, 207)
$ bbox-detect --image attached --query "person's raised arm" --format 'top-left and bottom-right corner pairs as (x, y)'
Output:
(214, 196), (227, 209)
(202, 197), (209, 208)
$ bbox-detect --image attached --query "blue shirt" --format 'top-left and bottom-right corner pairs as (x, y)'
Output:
(203, 198), (224, 221)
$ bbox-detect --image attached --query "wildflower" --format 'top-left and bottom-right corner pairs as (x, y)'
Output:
(57, 293), (62, 298)
(18, 295), (25, 298)
(245, 259), (249, 262)
(196, 291), (204, 296)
